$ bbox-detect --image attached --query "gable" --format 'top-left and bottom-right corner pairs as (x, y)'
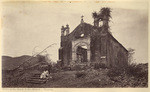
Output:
(68, 23), (94, 40)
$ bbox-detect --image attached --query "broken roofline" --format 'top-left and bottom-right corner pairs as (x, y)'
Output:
(62, 22), (128, 52)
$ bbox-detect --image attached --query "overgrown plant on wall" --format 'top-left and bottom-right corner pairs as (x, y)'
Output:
(92, 7), (112, 21)
(128, 48), (135, 65)
(92, 7), (112, 32)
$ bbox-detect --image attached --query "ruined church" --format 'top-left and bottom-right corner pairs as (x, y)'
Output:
(58, 8), (128, 68)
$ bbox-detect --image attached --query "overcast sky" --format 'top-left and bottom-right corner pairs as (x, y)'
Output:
(2, 1), (148, 63)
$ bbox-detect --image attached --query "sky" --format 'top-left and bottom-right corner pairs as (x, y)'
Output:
(1, 1), (148, 63)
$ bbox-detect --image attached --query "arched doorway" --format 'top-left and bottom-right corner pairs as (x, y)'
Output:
(71, 37), (91, 66)
(76, 45), (88, 63)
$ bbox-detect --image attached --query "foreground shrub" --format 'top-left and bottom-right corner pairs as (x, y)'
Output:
(75, 72), (86, 78)
(62, 66), (71, 71)
(107, 63), (148, 78)
(94, 63), (107, 69)
(107, 63), (148, 87)
(126, 63), (148, 79)
(71, 65), (89, 71)
(107, 66), (125, 77)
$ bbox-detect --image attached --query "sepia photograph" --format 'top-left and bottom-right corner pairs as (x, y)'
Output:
(1, 0), (148, 88)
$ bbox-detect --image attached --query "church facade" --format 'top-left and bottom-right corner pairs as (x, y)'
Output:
(58, 8), (128, 68)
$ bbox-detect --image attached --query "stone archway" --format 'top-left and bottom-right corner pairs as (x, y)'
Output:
(76, 45), (88, 63)
(72, 41), (90, 63)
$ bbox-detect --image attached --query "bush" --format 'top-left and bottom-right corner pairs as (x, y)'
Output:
(37, 55), (46, 62)
(71, 65), (89, 71)
(62, 66), (71, 71)
(50, 65), (60, 73)
(125, 63), (148, 79)
(107, 66), (125, 77)
(75, 72), (86, 78)
(94, 63), (107, 69)
(107, 63), (148, 82)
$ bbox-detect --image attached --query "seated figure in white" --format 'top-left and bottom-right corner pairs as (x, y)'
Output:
(40, 70), (49, 79)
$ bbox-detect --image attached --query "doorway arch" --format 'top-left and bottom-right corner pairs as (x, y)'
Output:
(72, 41), (90, 63)
(76, 45), (88, 62)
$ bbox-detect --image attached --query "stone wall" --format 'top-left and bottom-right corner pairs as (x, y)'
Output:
(107, 34), (128, 67)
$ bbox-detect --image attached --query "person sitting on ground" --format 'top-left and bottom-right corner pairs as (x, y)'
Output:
(40, 70), (49, 79)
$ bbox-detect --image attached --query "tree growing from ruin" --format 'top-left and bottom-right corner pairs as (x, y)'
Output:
(92, 7), (112, 21)
(92, 7), (112, 32)
(128, 48), (135, 65)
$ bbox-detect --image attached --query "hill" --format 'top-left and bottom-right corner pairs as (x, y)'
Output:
(2, 55), (38, 70)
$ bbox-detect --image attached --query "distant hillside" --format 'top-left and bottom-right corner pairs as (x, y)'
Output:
(2, 55), (38, 70)
(2, 56), (13, 61)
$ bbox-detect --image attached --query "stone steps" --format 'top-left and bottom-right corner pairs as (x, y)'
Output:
(26, 73), (48, 84)
(26, 79), (47, 84)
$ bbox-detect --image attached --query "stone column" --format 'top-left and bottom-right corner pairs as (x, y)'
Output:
(72, 52), (76, 62)
(87, 50), (90, 62)
(87, 50), (91, 66)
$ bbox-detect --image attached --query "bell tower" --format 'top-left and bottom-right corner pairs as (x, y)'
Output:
(92, 7), (111, 29)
